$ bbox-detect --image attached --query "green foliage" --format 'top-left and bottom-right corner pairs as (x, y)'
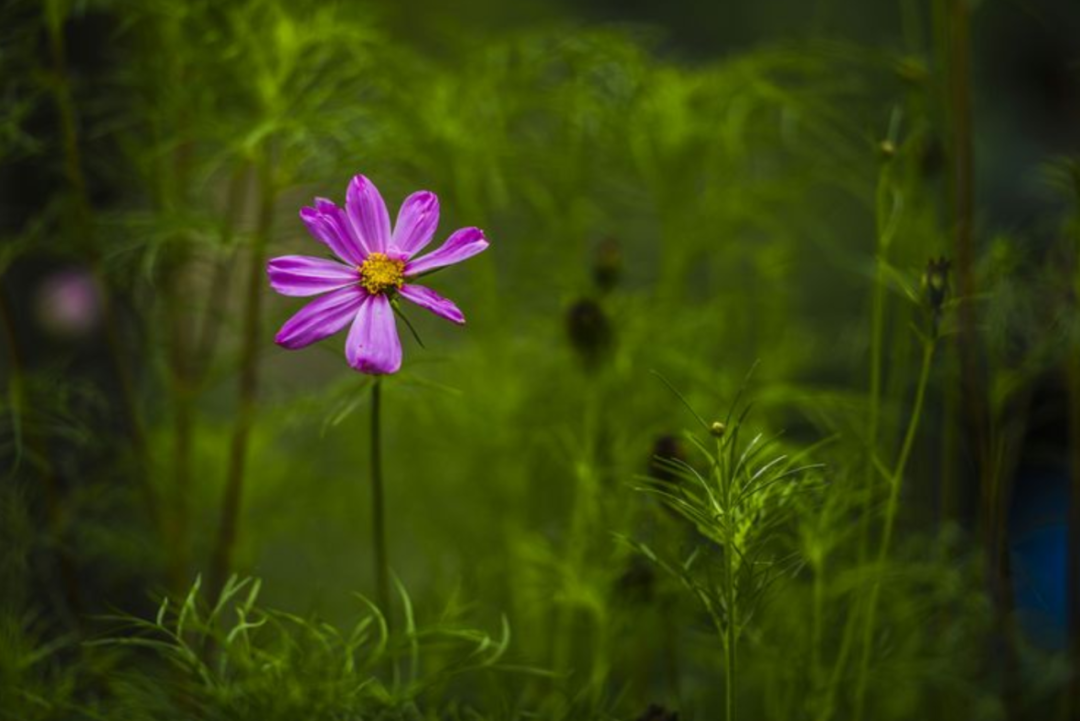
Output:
(1, 0), (1075, 719)
(632, 391), (822, 650)
(90, 576), (523, 720)
(629, 386), (823, 721)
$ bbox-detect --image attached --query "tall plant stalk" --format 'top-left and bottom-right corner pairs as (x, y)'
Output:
(720, 439), (738, 721)
(161, 72), (196, 595)
(194, 167), (250, 376)
(167, 303), (194, 591)
(938, 2), (1024, 711)
(851, 336), (936, 721)
(161, 159), (248, 593)
(941, 0), (989, 548)
(861, 153), (901, 559)
(208, 154), (275, 598)
(370, 378), (391, 622)
(944, 0), (979, 442)
(823, 145), (902, 721)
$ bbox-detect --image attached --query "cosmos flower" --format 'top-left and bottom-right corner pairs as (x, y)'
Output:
(268, 174), (488, 374)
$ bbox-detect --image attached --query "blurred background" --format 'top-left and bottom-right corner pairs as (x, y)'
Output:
(2, 0), (1080, 719)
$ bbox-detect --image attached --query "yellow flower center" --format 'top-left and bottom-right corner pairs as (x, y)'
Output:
(358, 252), (406, 295)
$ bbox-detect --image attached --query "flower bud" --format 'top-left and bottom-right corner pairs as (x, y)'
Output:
(566, 297), (612, 370)
(649, 434), (686, 485)
(922, 256), (951, 313)
(593, 237), (622, 293)
(616, 554), (655, 602)
(710, 421), (726, 438)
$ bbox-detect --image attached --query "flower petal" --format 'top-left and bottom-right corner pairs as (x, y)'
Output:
(391, 191), (439, 258)
(274, 286), (365, 350)
(345, 294), (402, 374)
(300, 198), (365, 266)
(399, 284), (465, 325)
(267, 255), (359, 297)
(346, 175), (391, 255)
(405, 227), (489, 277)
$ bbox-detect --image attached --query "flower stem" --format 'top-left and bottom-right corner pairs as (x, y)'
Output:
(861, 157), (898, 561)
(371, 377), (391, 625)
(852, 336), (935, 721)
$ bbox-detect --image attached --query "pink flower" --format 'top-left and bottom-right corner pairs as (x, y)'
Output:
(268, 175), (488, 374)
(35, 268), (101, 338)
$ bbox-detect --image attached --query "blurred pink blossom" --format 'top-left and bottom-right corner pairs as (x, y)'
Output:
(35, 268), (101, 338)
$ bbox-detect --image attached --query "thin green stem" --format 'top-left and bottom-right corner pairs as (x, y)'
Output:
(721, 436), (737, 721)
(164, 158), (194, 596)
(725, 564), (736, 721)
(827, 155), (899, 721)
(943, 0), (987, 554)
(371, 378), (391, 624)
(862, 253), (886, 557)
(852, 337), (935, 721)
(811, 556), (825, 707)
(861, 162), (898, 561)
(195, 167), (249, 376)
(169, 358), (194, 591)
(821, 595), (855, 721)
(168, 167), (247, 594)
(208, 154), (275, 599)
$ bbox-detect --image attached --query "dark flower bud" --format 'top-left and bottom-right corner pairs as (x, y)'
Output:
(922, 256), (951, 313)
(918, 136), (945, 179)
(636, 704), (679, 721)
(710, 421), (726, 438)
(649, 434), (686, 485)
(593, 237), (623, 293)
(877, 139), (896, 160)
(616, 554), (655, 603)
(566, 297), (612, 370)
